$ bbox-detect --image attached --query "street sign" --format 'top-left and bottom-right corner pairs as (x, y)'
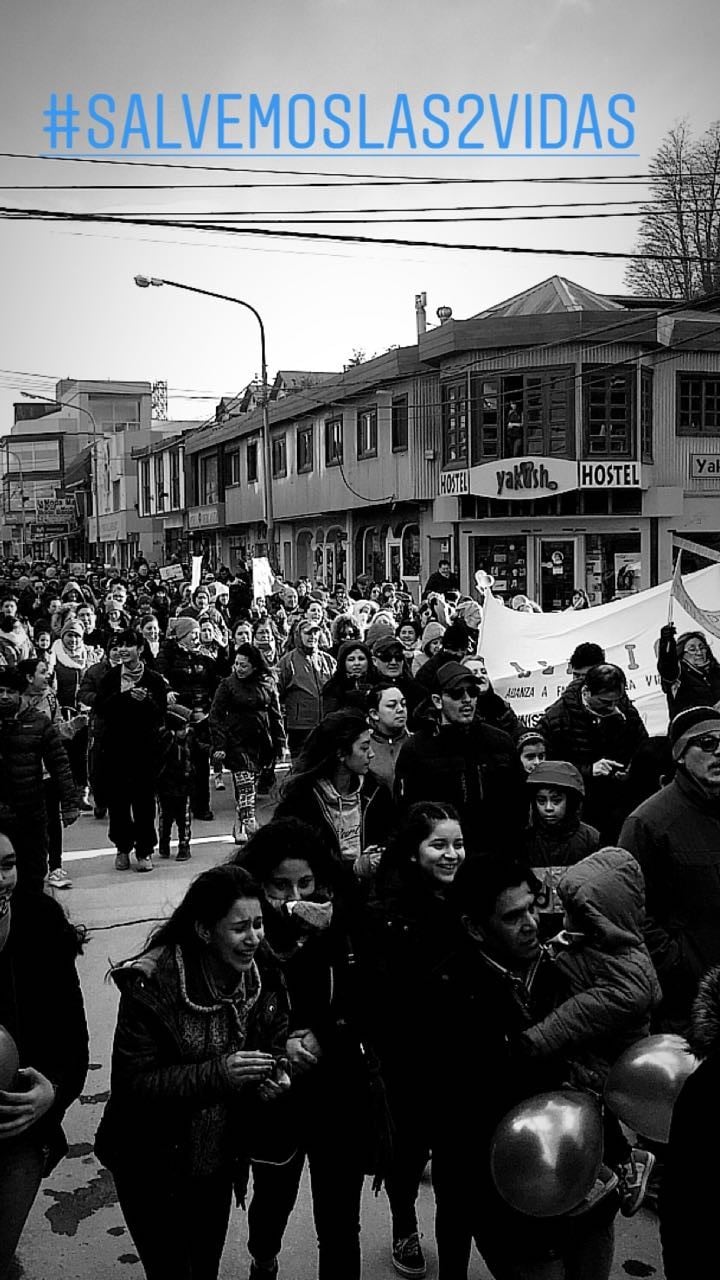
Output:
(36, 497), (77, 524)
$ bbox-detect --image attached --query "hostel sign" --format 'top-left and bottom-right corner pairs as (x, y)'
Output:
(438, 457), (643, 500)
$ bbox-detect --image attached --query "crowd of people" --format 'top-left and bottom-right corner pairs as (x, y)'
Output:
(0, 550), (719, 1279)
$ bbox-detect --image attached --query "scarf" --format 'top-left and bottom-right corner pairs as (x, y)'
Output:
(51, 637), (88, 672)
(120, 660), (145, 692)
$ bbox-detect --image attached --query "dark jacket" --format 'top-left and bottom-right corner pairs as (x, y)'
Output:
(660, 964), (720, 1279)
(476, 685), (520, 738)
(93, 664), (168, 780)
(321, 641), (377, 716)
(95, 942), (289, 1180)
(657, 625), (720, 718)
(157, 640), (219, 713)
(619, 767), (720, 1031)
(275, 772), (397, 871)
(0, 893), (89, 1173)
(209, 671), (286, 772)
(537, 680), (649, 840)
(0, 705), (77, 818)
(394, 721), (526, 855)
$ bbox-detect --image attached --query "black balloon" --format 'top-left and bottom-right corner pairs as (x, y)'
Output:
(491, 1090), (604, 1217)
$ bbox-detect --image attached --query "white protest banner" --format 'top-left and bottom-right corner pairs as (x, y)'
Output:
(478, 564), (720, 735)
(159, 564), (184, 583)
(252, 556), (275, 601)
(190, 555), (203, 593)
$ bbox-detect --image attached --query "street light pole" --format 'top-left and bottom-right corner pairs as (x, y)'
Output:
(134, 275), (275, 560)
(2, 445), (26, 559)
(20, 393), (101, 561)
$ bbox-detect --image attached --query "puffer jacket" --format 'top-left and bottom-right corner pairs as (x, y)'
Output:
(0, 705), (77, 817)
(660, 964), (720, 1279)
(657, 625), (720, 718)
(522, 847), (661, 1086)
(276, 647), (336, 731)
(619, 767), (720, 1030)
(95, 941), (289, 1180)
(157, 640), (219, 713)
(209, 671), (286, 772)
(275, 771), (397, 875)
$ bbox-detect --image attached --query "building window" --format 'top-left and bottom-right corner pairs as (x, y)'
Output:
(88, 396), (141, 434)
(112, 479), (121, 512)
(392, 395), (409, 451)
(139, 459), (151, 514)
(325, 416), (343, 466)
(356, 407), (377, 459)
(641, 368), (654, 462)
(154, 455), (165, 512)
(3, 439), (61, 471)
(297, 424), (314, 473)
(271, 434), (287, 478)
(470, 367), (574, 461)
(246, 441), (258, 483)
(677, 373), (720, 435)
(199, 454), (218, 504)
(442, 379), (469, 465)
(227, 449), (241, 486)
(169, 450), (181, 507)
(582, 366), (635, 458)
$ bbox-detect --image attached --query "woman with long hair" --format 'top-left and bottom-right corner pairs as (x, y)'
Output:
(275, 709), (397, 881)
(95, 863), (291, 1280)
(321, 640), (377, 716)
(361, 802), (469, 1280)
(0, 827), (89, 1277)
(209, 643), (286, 845)
(235, 818), (386, 1280)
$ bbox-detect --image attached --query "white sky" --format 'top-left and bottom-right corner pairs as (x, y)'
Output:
(0, 0), (718, 433)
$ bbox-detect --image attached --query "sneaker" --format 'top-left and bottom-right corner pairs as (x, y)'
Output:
(213, 774), (226, 791)
(175, 845), (192, 862)
(618, 1148), (656, 1217)
(135, 854), (154, 873)
(195, 810), (214, 822)
(47, 867), (73, 889)
(248, 1260), (278, 1280)
(392, 1232), (426, 1279)
(233, 820), (248, 845)
(114, 850), (131, 871)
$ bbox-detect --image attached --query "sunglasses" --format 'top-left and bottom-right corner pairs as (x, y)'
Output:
(378, 650), (403, 661)
(444, 685), (478, 700)
(691, 734), (720, 754)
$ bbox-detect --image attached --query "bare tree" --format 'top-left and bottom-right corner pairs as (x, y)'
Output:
(624, 120), (720, 300)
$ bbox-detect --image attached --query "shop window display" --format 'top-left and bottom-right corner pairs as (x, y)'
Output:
(585, 532), (641, 604)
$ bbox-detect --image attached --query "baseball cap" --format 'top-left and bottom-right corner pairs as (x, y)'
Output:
(436, 662), (480, 694)
(372, 635), (404, 658)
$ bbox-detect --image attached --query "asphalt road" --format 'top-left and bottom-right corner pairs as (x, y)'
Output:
(13, 782), (665, 1279)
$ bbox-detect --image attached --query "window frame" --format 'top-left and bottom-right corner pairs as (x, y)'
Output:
(356, 406), (378, 460)
(641, 367), (654, 462)
(246, 440), (259, 484)
(271, 433), (287, 479)
(582, 364), (636, 459)
(441, 377), (469, 467)
(296, 423), (314, 474)
(392, 394), (409, 452)
(169, 450), (181, 508)
(677, 372), (720, 436)
(154, 454), (165, 512)
(469, 365), (575, 463)
(324, 416), (344, 467)
(227, 449), (241, 486)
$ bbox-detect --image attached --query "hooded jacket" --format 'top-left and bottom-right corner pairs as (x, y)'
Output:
(276, 646), (336, 731)
(321, 640), (377, 715)
(522, 848), (661, 1085)
(660, 964), (720, 1278)
(0, 704), (77, 818)
(209, 670), (286, 771)
(619, 767), (720, 1030)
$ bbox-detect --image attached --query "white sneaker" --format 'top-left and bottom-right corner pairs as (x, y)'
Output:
(213, 774), (226, 791)
(233, 820), (248, 845)
(47, 867), (73, 889)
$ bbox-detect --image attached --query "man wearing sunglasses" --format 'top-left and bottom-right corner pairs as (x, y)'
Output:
(393, 663), (525, 855)
(620, 705), (720, 1035)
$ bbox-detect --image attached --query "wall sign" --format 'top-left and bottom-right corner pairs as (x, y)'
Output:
(439, 469), (469, 497)
(690, 454), (720, 479)
(469, 456), (578, 501)
(579, 461), (641, 489)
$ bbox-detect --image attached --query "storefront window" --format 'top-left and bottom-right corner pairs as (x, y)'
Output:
(470, 536), (527, 603)
(401, 524), (420, 577)
(585, 532), (641, 604)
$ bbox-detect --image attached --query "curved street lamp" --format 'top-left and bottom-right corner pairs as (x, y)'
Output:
(134, 275), (275, 555)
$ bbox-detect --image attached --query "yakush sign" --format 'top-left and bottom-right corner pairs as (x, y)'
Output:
(439, 457), (643, 501)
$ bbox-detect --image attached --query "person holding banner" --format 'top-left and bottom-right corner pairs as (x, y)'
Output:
(657, 624), (720, 718)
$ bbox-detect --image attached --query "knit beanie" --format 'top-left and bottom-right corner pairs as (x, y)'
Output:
(525, 760), (585, 795)
(60, 619), (84, 639)
(365, 612), (397, 649)
(420, 621), (445, 652)
(669, 706), (720, 761)
(174, 616), (199, 641)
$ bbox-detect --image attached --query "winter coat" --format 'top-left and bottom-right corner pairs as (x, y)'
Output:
(0, 705), (77, 819)
(276, 647), (336, 732)
(394, 721), (526, 855)
(521, 847), (661, 1088)
(275, 772), (397, 874)
(95, 942), (289, 1181)
(93, 664), (168, 783)
(0, 893), (89, 1174)
(475, 685), (519, 738)
(368, 727), (411, 791)
(657, 625), (720, 718)
(523, 815), (600, 928)
(537, 680), (649, 840)
(619, 767), (720, 1030)
(209, 672), (286, 772)
(660, 964), (720, 1279)
(157, 640), (219, 713)
(321, 641), (377, 716)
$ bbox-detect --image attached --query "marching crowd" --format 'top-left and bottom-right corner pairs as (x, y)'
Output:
(1, 552), (720, 1279)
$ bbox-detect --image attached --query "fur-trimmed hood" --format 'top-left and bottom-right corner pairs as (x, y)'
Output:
(689, 965), (720, 1058)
